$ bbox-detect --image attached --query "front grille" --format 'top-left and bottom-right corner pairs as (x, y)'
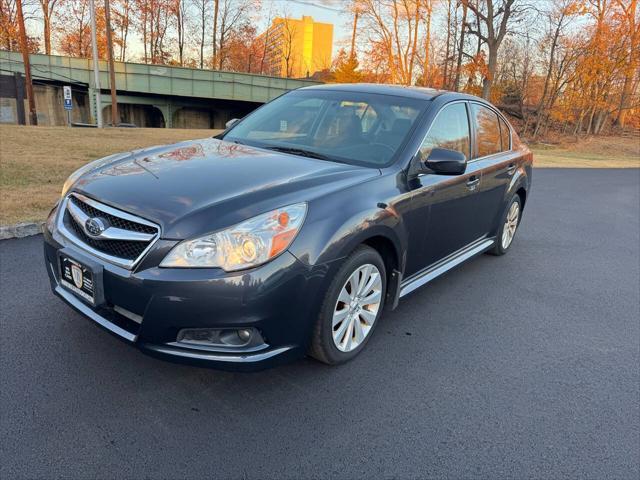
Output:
(70, 197), (156, 235)
(60, 193), (160, 268)
(66, 215), (149, 260)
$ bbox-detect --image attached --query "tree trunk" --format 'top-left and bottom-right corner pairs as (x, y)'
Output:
(453, 0), (467, 91)
(17, 0), (37, 125)
(482, 43), (498, 100)
(212, 0), (219, 68)
(350, 11), (359, 59)
(408, 0), (420, 82)
(613, 0), (637, 127)
(443, 0), (452, 88)
(176, 0), (184, 66)
(533, 9), (565, 138)
(422, 2), (432, 85)
(200, 4), (205, 69)
(104, 0), (118, 126)
(42, 3), (52, 55)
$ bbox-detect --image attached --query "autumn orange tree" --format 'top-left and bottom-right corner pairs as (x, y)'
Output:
(1, 0), (40, 52)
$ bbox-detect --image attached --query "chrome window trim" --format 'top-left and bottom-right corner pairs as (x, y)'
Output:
(414, 99), (471, 163)
(56, 193), (161, 270)
(413, 99), (514, 166)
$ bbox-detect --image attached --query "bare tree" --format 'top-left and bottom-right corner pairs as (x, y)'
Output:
(212, 0), (218, 66)
(358, 0), (425, 85)
(453, 0), (468, 91)
(17, 0), (37, 124)
(613, 0), (638, 127)
(38, 0), (60, 54)
(531, 0), (580, 137)
(192, 0), (210, 68)
(464, 0), (526, 99)
(281, 14), (296, 77)
(174, 0), (186, 65)
(216, 0), (252, 70)
(113, 0), (131, 61)
(258, 2), (273, 74)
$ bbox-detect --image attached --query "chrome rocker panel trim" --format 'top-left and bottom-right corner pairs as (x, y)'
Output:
(399, 237), (495, 298)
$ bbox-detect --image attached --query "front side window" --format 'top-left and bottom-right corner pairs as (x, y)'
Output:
(419, 103), (470, 160)
(471, 104), (501, 158)
(224, 90), (427, 167)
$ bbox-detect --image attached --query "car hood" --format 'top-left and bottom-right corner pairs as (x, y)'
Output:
(72, 137), (379, 239)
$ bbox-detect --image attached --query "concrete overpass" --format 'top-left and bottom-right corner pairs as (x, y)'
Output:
(0, 51), (320, 128)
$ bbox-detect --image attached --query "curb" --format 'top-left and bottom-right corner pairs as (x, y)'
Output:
(0, 222), (45, 240)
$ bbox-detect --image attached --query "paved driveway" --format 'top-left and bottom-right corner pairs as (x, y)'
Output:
(1, 169), (639, 479)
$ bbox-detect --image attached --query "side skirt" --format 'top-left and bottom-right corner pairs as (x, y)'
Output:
(399, 237), (495, 298)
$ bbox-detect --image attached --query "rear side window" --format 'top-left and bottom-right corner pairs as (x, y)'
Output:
(471, 104), (501, 157)
(499, 116), (511, 151)
(419, 103), (471, 160)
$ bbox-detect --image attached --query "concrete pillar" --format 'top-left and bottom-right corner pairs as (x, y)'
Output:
(88, 87), (98, 125)
(14, 73), (26, 125)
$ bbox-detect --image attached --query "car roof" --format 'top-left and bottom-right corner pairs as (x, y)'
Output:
(298, 83), (484, 103)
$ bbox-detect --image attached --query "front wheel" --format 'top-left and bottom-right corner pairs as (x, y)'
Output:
(488, 194), (522, 256)
(309, 246), (387, 365)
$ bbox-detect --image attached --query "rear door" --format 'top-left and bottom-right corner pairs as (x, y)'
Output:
(468, 103), (519, 237)
(412, 101), (486, 270)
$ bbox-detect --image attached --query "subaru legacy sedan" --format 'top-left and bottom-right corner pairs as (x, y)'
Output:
(44, 84), (532, 370)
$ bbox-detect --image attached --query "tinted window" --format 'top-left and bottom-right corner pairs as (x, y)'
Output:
(471, 104), (501, 157)
(224, 90), (427, 167)
(419, 103), (470, 159)
(499, 116), (511, 151)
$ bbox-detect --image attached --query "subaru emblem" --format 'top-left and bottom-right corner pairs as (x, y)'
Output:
(85, 217), (106, 237)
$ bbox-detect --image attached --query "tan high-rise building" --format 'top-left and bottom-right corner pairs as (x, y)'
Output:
(259, 16), (333, 78)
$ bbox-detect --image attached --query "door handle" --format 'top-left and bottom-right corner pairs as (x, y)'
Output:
(466, 176), (480, 190)
(507, 163), (517, 174)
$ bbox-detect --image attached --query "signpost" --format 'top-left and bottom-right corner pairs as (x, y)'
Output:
(63, 85), (72, 126)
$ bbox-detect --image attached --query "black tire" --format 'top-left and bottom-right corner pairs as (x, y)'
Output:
(309, 246), (387, 365)
(488, 194), (522, 256)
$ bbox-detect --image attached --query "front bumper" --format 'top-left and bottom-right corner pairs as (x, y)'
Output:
(43, 226), (332, 371)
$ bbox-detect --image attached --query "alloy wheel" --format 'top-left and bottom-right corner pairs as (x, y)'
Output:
(332, 264), (382, 352)
(501, 201), (520, 249)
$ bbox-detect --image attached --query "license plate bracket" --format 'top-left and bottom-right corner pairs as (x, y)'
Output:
(58, 248), (105, 306)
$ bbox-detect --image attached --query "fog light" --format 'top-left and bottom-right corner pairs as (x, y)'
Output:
(237, 329), (252, 341)
(177, 327), (263, 348)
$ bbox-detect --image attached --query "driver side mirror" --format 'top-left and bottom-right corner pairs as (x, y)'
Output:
(225, 118), (240, 129)
(421, 147), (467, 175)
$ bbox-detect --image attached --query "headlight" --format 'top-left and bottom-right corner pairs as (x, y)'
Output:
(61, 153), (126, 198)
(46, 203), (59, 234)
(160, 203), (307, 271)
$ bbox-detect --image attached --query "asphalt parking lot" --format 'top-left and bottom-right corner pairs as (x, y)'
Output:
(1, 168), (639, 479)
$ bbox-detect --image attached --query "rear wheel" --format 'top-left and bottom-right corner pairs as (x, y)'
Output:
(488, 194), (522, 256)
(309, 246), (386, 365)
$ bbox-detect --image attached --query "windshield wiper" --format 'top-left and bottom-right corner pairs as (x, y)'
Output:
(263, 146), (333, 161)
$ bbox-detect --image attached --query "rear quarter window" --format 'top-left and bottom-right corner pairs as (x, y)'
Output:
(499, 116), (511, 151)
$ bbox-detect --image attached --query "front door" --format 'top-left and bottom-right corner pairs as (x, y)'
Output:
(410, 101), (485, 272)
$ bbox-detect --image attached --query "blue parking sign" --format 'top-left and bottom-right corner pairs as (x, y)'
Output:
(64, 98), (72, 111)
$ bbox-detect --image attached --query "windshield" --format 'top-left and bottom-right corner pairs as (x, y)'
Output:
(223, 90), (428, 167)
